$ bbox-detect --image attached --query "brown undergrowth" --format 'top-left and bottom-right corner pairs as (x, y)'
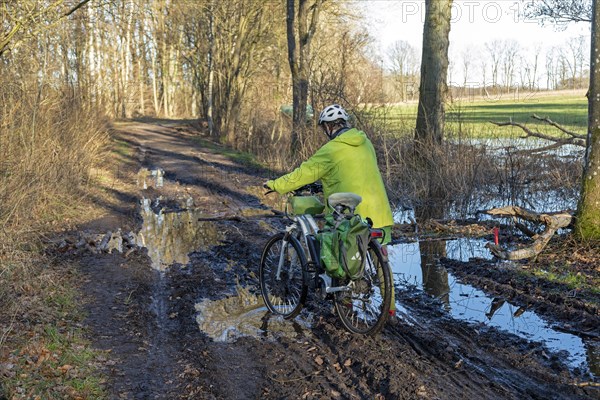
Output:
(0, 86), (121, 398)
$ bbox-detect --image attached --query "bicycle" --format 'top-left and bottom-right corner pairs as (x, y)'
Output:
(259, 183), (392, 335)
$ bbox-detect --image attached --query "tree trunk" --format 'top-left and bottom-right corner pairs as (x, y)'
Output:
(576, 0), (600, 239)
(207, 0), (215, 137)
(286, 0), (321, 154)
(415, 0), (452, 144)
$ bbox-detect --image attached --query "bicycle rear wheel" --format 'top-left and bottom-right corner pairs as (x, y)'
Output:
(334, 240), (392, 335)
(259, 232), (308, 319)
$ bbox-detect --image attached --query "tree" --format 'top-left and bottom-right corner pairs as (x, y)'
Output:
(413, 0), (453, 221)
(0, 0), (92, 57)
(485, 40), (503, 89)
(501, 40), (519, 92)
(415, 0), (453, 144)
(576, 0), (600, 239)
(286, 0), (322, 154)
(387, 40), (419, 102)
(524, 0), (592, 24)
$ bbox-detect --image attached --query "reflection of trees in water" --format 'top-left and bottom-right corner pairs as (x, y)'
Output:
(419, 240), (450, 310)
(138, 206), (219, 270)
(587, 342), (600, 377)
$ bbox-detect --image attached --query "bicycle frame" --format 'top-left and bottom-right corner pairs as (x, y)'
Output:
(282, 213), (355, 295)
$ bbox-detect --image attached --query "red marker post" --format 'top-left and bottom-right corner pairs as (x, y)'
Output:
(493, 227), (499, 245)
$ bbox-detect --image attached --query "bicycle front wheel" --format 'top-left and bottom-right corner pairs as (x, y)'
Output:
(334, 240), (392, 335)
(259, 232), (308, 319)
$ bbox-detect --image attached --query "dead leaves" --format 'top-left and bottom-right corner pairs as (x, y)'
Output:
(333, 358), (352, 373)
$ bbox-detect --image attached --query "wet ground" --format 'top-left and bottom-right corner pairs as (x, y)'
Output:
(55, 120), (599, 399)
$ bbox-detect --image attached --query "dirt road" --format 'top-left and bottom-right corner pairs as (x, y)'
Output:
(55, 120), (598, 399)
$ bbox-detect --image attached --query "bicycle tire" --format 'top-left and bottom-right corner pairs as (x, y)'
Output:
(259, 232), (308, 319)
(334, 240), (392, 335)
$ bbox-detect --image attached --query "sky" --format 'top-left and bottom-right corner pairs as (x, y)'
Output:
(359, 0), (591, 85)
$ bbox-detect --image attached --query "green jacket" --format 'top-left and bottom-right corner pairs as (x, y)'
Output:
(268, 128), (394, 229)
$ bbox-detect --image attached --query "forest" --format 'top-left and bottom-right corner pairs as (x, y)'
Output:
(0, 0), (599, 399)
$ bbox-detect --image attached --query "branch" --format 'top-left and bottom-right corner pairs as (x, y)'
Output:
(490, 116), (586, 148)
(530, 114), (586, 140)
(1, 0), (92, 57)
(64, 0), (92, 17)
(484, 206), (573, 260)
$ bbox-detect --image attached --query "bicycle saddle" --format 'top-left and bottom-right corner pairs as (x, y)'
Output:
(328, 192), (362, 209)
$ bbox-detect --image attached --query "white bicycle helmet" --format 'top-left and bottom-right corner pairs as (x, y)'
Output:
(318, 104), (349, 125)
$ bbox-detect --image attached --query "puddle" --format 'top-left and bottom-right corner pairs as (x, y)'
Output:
(389, 239), (598, 376)
(136, 197), (220, 270)
(195, 286), (312, 342)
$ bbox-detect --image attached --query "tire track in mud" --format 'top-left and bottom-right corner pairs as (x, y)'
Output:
(69, 121), (598, 399)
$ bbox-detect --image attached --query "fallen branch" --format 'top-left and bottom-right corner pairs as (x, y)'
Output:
(484, 206), (573, 260)
(198, 210), (285, 222)
(531, 114), (585, 140)
(490, 115), (586, 151)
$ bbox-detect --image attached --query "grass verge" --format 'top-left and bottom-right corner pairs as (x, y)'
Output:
(0, 251), (107, 399)
(0, 122), (135, 399)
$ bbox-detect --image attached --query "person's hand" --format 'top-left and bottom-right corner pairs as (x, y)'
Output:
(263, 180), (275, 194)
(263, 180), (274, 190)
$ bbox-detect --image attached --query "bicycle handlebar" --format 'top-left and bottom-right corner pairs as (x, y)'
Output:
(291, 182), (323, 195)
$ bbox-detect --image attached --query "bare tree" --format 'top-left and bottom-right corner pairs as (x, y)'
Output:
(564, 35), (588, 88)
(0, 0), (92, 57)
(524, 0), (592, 24)
(460, 48), (472, 89)
(523, 43), (542, 90)
(485, 40), (502, 89)
(501, 40), (520, 93)
(387, 40), (419, 102)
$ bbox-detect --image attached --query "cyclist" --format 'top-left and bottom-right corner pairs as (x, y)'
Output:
(265, 104), (396, 318)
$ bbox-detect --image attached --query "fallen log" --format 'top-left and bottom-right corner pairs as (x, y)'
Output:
(484, 206), (573, 260)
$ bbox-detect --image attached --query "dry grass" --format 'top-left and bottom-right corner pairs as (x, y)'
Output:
(0, 79), (111, 398)
(0, 86), (109, 235)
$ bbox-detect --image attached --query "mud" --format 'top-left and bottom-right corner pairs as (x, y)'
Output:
(52, 120), (598, 399)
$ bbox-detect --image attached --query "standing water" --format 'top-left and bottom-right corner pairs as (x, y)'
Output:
(389, 239), (598, 377)
(136, 197), (220, 270)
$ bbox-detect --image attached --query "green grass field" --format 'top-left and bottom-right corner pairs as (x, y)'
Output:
(372, 90), (588, 138)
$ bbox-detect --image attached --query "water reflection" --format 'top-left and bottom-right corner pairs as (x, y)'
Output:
(195, 286), (312, 342)
(136, 197), (220, 270)
(588, 342), (600, 376)
(419, 241), (450, 310)
(389, 239), (597, 376)
(137, 167), (165, 188)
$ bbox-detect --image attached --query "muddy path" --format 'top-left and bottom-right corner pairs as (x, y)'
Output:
(54, 120), (598, 399)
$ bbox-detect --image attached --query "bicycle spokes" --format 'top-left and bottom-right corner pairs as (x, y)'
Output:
(259, 233), (308, 319)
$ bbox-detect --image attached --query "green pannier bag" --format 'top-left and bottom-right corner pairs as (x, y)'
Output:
(289, 195), (325, 215)
(318, 214), (370, 280)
